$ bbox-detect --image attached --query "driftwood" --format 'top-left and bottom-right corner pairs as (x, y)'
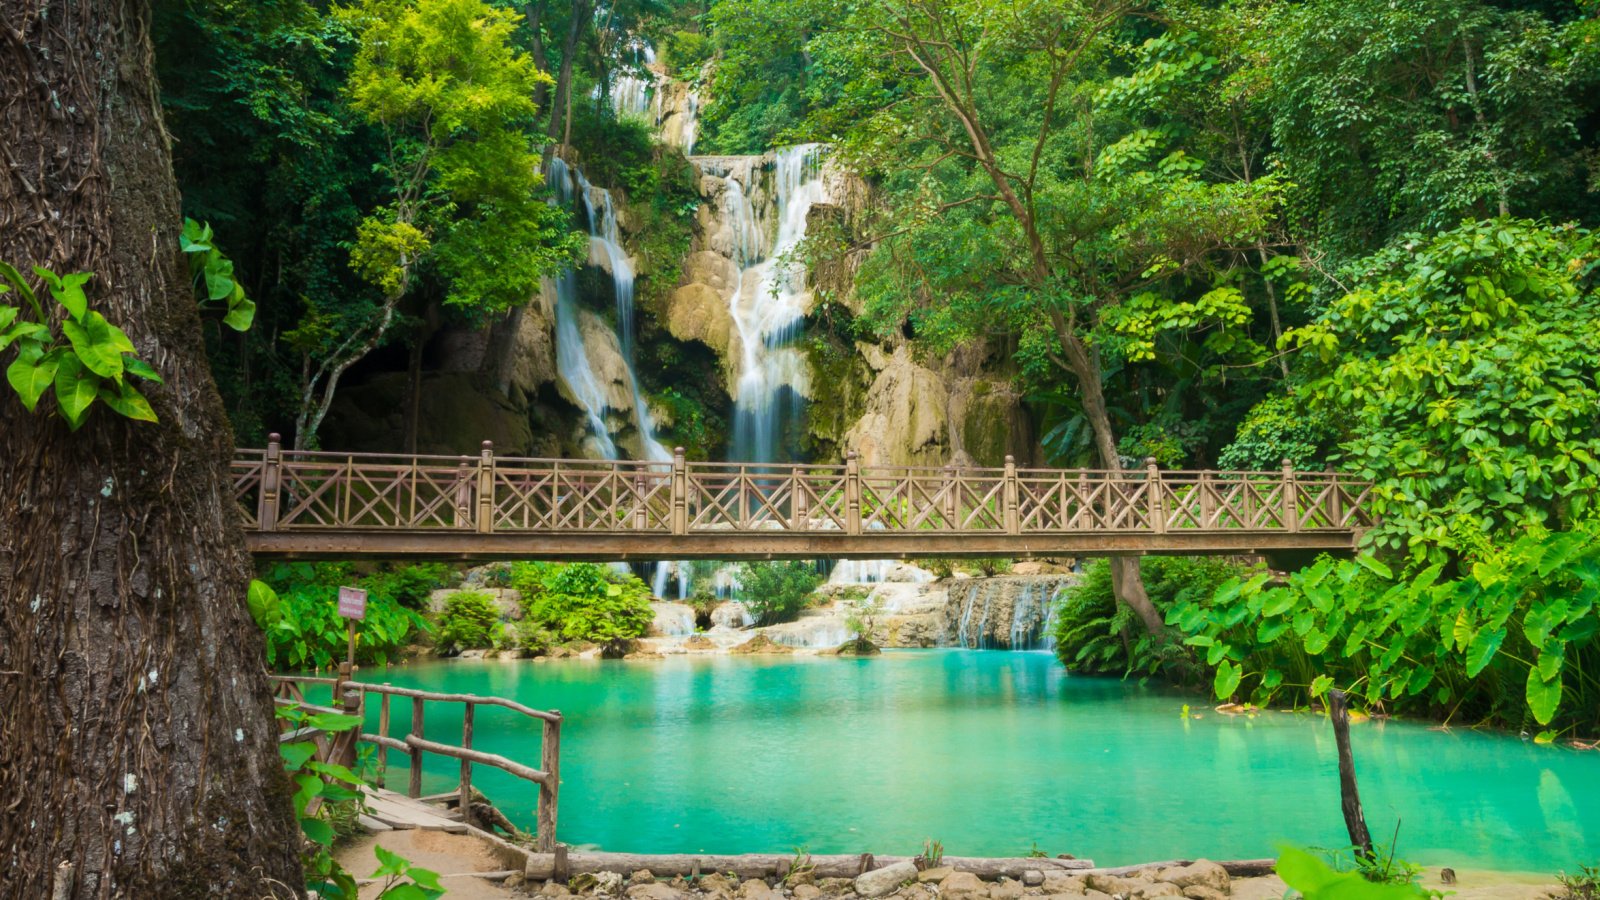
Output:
(1080, 859), (1278, 879)
(1328, 690), (1375, 859)
(524, 854), (1096, 881)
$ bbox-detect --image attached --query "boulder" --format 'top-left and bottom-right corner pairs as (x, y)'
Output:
(741, 879), (777, 900)
(1133, 883), (1182, 899)
(626, 885), (684, 900)
(817, 877), (855, 894)
(1040, 874), (1085, 894)
(916, 867), (953, 885)
(730, 633), (796, 654)
(1156, 862), (1229, 895)
(594, 872), (625, 895)
(939, 872), (988, 900)
(1082, 891), (1115, 900)
(855, 861), (918, 899)
(544, 884), (573, 898)
(1023, 872), (1046, 888)
(1183, 888), (1227, 900)
(792, 885), (823, 900)
(989, 878), (1024, 900)
(667, 282), (735, 357)
(711, 601), (754, 629)
(842, 347), (950, 467)
(682, 634), (718, 651)
(630, 871), (656, 886)
(700, 874), (737, 894)
(900, 884), (935, 900)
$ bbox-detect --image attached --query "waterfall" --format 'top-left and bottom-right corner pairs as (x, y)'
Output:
(725, 145), (828, 463)
(603, 38), (658, 121)
(545, 157), (669, 462)
(950, 577), (1072, 650)
(680, 90), (700, 156)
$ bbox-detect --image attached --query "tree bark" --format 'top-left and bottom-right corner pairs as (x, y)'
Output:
(547, 0), (593, 145)
(0, 1), (303, 896)
(527, 0), (552, 113)
(1328, 690), (1376, 861)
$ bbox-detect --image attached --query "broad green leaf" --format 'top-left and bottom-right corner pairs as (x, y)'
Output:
(7, 341), (57, 412)
(42, 269), (90, 320)
(279, 741), (317, 771)
(124, 356), (164, 384)
(1465, 626), (1506, 677)
(62, 312), (126, 380)
(1309, 674), (1334, 698)
(1303, 629), (1331, 655)
(222, 295), (256, 331)
(98, 381), (157, 423)
(305, 711), (362, 732)
(204, 261), (236, 301)
(0, 306), (16, 332)
(247, 579), (281, 627)
(380, 884), (438, 900)
(54, 354), (99, 430)
(1354, 554), (1393, 580)
(1536, 643), (1566, 683)
(1275, 846), (1339, 895)
(300, 816), (336, 847)
(1526, 667), (1562, 725)
(1213, 659), (1241, 699)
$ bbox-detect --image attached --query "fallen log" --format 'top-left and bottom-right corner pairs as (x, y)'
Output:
(523, 853), (1096, 881)
(1079, 859), (1278, 879)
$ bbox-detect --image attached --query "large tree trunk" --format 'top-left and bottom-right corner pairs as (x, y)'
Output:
(0, 1), (303, 897)
(547, 0), (593, 144)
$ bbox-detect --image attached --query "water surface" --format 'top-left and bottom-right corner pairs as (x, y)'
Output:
(346, 651), (1597, 872)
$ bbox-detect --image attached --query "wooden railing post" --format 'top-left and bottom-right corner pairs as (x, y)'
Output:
(633, 477), (648, 530)
(941, 464), (957, 527)
(1283, 459), (1299, 532)
(538, 712), (562, 853)
(790, 468), (810, 531)
(1327, 468), (1343, 526)
(1146, 457), (1166, 534)
(377, 685), (392, 789)
(455, 458), (473, 529)
(476, 441), (494, 533)
(1199, 471), (1215, 529)
(337, 686), (361, 770)
(671, 447), (689, 535)
(844, 451), (862, 536)
(459, 702), (476, 827)
(1003, 455), (1020, 535)
(409, 697), (426, 798)
(260, 433), (282, 531)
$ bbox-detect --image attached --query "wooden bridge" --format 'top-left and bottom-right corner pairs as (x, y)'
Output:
(231, 436), (1371, 561)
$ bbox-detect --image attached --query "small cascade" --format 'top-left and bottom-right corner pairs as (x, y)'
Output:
(600, 37), (658, 121)
(948, 576), (1074, 650)
(651, 602), (696, 637)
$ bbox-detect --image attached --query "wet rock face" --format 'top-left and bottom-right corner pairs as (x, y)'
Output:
(946, 576), (1077, 650)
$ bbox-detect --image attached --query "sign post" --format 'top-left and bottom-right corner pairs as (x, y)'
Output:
(336, 586), (367, 688)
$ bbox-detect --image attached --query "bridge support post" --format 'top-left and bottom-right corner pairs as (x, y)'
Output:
(1147, 457), (1166, 534)
(476, 441), (494, 533)
(1003, 456), (1020, 534)
(671, 447), (688, 535)
(260, 433), (282, 531)
(1327, 468), (1343, 526)
(941, 464), (957, 526)
(1283, 459), (1299, 532)
(845, 451), (862, 536)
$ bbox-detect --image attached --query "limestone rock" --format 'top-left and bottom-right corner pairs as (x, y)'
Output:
(916, 867), (953, 885)
(842, 346), (949, 467)
(855, 862), (918, 899)
(1182, 888), (1227, 900)
(1157, 862), (1229, 895)
(626, 884), (684, 900)
(741, 879), (776, 900)
(816, 877), (855, 894)
(1041, 874), (1086, 895)
(544, 884), (573, 898)
(938, 872), (988, 900)
(1082, 891), (1115, 900)
(667, 282), (735, 357)
(792, 885), (823, 900)
(700, 874), (737, 894)
(594, 872), (626, 895)
(630, 871), (656, 886)
(711, 601), (754, 629)
(989, 878), (1024, 900)
(730, 633), (796, 654)
(1023, 872), (1046, 888)
(1133, 883), (1182, 899)
(900, 884), (935, 900)
(682, 634), (717, 651)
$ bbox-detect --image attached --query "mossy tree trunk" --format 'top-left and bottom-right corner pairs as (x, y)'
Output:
(0, 0), (303, 896)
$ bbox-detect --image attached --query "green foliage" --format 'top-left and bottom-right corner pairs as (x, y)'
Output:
(1169, 528), (1600, 732)
(278, 701), (445, 898)
(1218, 395), (1333, 473)
(0, 263), (163, 430)
(1276, 846), (1430, 900)
(252, 563), (433, 670)
(1053, 557), (1246, 677)
(661, 29), (712, 77)
(437, 589), (501, 650)
(844, 595), (884, 651)
(1289, 219), (1600, 564)
(736, 561), (823, 626)
(1557, 864), (1600, 900)
(510, 562), (654, 650)
(180, 218), (256, 331)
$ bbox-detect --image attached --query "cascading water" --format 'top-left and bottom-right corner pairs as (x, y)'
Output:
(603, 38), (658, 121)
(725, 145), (828, 463)
(951, 577), (1069, 650)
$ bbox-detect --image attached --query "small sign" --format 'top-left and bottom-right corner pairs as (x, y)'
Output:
(337, 586), (367, 620)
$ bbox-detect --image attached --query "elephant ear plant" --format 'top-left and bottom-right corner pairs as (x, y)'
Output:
(0, 262), (163, 429)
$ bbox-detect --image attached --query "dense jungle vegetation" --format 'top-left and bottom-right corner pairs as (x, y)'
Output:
(144, 0), (1600, 736)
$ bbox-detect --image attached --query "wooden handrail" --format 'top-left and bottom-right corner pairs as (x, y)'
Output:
(404, 734), (549, 784)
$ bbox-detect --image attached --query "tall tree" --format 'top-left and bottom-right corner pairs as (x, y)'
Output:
(0, 0), (301, 896)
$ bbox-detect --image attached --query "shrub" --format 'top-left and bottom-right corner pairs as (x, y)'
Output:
(252, 563), (432, 670)
(510, 562), (654, 652)
(737, 561), (823, 625)
(437, 590), (500, 650)
(1053, 556), (1247, 677)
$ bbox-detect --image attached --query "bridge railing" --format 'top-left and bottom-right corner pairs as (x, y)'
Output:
(234, 436), (1372, 536)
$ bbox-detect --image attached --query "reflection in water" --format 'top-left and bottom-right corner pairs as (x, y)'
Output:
(351, 651), (1599, 871)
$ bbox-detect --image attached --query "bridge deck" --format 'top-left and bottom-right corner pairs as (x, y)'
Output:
(233, 439), (1372, 561)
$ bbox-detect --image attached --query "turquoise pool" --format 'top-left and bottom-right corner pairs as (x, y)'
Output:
(342, 650), (1598, 872)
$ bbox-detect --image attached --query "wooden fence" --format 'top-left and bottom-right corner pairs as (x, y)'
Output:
(271, 675), (562, 851)
(234, 436), (1372, 541)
